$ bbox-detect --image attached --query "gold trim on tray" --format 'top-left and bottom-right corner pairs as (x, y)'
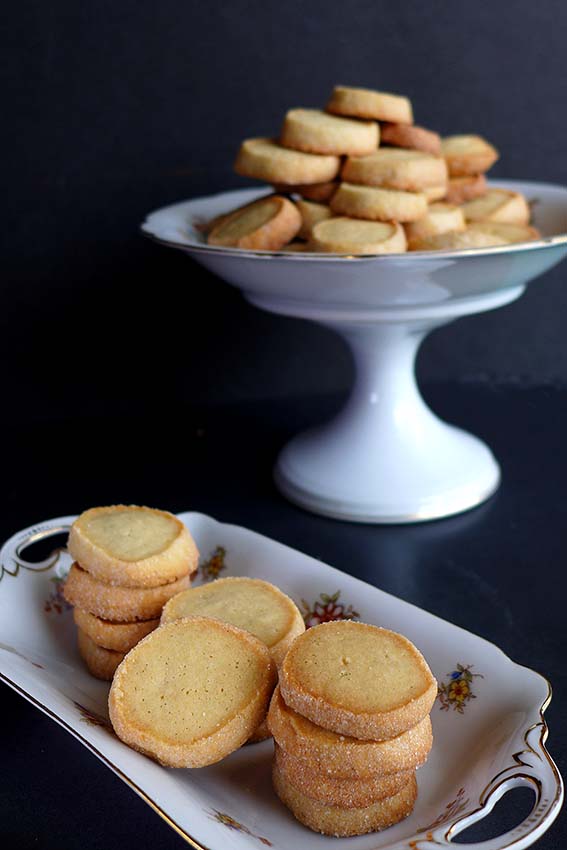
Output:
(0, 524), (71, 583)
(440, 680), (562, 849)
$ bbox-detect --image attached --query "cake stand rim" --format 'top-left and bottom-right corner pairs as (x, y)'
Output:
(141, 179), (567, 262)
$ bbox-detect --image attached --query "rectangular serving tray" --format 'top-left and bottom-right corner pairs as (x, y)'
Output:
(0, 512), (562, 850)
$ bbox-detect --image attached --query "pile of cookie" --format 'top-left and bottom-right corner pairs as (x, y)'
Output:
(206, 84), (539, 254)
(268, 620), (437, 836)
(62, 505), (437, 838)
(63, 506), (199, 679)
(108, 574), (305, 760)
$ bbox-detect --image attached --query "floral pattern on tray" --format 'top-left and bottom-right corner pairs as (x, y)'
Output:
(207, 810), (272, 846)
(414, 786), (469, 837)
(198, 546), (227, 582)
(438, 663), (483, 713)
(44, 563), (72, 614)
(301, 590), (360, 628)
(74, 701), (113, 731)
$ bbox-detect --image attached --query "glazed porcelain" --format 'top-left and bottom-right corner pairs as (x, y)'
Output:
(0, 513), (562, 850)
(142, 182), (567, 522)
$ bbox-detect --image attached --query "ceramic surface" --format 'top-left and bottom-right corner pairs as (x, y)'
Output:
(141, 180), (567, 314)
(0, 513), (562, 849)
(141, 183), (567, 524)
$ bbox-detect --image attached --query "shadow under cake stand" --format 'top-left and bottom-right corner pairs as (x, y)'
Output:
(142, 180), (567, 523)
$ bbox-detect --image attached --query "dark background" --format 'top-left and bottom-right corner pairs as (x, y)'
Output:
(4, 0), (567, 421)
(2, 2), (567, 849)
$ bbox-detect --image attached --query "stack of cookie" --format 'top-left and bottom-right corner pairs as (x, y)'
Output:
(160, 576), (305, 742)
(63, 506), (199, 680)
(206, 83), (539, 254)
(268, 620), (437, 837)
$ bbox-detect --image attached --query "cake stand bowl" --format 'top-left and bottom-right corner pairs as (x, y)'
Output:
(142, 180), (567, 523)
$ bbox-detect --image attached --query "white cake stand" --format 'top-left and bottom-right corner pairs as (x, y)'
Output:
(142, 180), (567, 523)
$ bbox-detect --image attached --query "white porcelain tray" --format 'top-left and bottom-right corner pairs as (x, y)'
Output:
(0, 512), (562, 849)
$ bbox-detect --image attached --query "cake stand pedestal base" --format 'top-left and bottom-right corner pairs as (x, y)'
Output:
(269, 287), (524, 524)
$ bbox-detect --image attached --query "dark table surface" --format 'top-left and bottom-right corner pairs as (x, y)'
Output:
(1, 384), (565, 849)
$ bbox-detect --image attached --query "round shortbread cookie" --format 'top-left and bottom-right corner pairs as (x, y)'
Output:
(444, 174), (488, 205)
(404, 203), (466, 249)
(326, 86), (413, 125)
(73, 607), (160, 652)
(208, 195), (301, 250)
(468, 221), (541, 244)
(410, 228), (504, 251)
(281, 108), (378, 156)
(200, 210), (232, 235)
(279, 621), (437, 740)
(330, 183), (427, 223)
(341, 148), (447, 192)
(461, 189), (530, 225)
(424, 184), (449, 202)
(109, 616), (277, 767)
(161, 577), (305, 667)
(311, 218), (406, 255)
(267, 687), (433, 778)
(63, 563), (190, 622)
(273, 759), (417, 836)
(380, 123), (441, 155)
(67, 506), (198, 588)
(234, 138), (340, 185)
(441, 135), (499, 176)
(275, 744), (414, 808)
(272, 181), (339, 203)
(247, 717), (272, 744)
(78, 628), (125, 681)
(296, 199), (333, 240)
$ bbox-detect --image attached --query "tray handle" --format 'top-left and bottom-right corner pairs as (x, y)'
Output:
(0, 516), (76, 579)
(415, 721), (563, 849)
